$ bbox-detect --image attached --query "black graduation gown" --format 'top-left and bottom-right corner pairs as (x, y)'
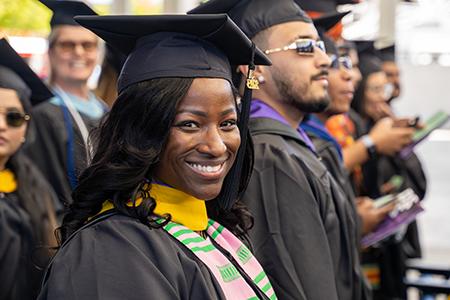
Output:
(0, 192), (36, 300)
(0, 157), (57, 300)
(376, 153), (427, 259)
(38, 213), (268, 300)
(243, 117), (367, 300)
(26, 101), (99, 213)
(306, 133), (373, 299)
(348, 112), (427, 300)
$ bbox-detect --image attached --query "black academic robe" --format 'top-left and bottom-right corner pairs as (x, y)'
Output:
(376, 153), (427, 259)
(0, 192), (36, 300)
(348, 112), (427, 300)
(307, 133), (373, 299)
(0, 157), (57, 300)
(26, 101), (100, 214)
(38, 213), (268, 300)
(243, 117), (368, 300)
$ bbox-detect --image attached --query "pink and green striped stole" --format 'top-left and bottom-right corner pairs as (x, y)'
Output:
(162, 219), (277, 300)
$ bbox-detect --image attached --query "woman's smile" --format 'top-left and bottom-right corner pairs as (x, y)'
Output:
(185, 159), (228, 180)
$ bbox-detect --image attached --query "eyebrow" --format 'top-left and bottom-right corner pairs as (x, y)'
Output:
(177, 107), (236, 117)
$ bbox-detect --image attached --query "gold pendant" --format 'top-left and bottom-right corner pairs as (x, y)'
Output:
(246, 69), (259, 90)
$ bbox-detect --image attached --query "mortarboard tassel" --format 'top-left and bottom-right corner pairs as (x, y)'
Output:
(218, 43), (258, 211)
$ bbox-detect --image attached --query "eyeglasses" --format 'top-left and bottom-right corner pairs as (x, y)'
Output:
(0, 110), (30, 128)
(366, 83), (394, 99)
(52, 40), (98, 53)
(329, 55), (353, 70)
(264, 39), (326, 56)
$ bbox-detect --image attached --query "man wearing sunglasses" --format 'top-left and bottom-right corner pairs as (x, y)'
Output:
(189, 1), (368, 300)
(26, 1), (107, 215)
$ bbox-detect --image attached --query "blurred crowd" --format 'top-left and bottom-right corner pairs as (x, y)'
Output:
(0, 0), (445, 299)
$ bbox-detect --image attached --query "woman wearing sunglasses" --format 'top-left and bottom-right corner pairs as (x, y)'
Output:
(0, 39), (58, 300)
(38, 14), (276, 300)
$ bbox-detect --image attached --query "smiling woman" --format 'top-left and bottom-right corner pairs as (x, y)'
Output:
(155, 78), (240, 201)
(38, 14), (275, 300)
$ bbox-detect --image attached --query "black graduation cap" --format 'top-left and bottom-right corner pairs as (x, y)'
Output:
(103, 43), (126, 74)
(0, 38), (53, 106)
(320, 33), (338, 56)
(378, 45), (396, 62)
(75, 14), (271, 210)
(188, 0), (312, 39)
(39, 0), (97, 27)
(294, 0), (357, 13)
(74, 14), (270, 93)
(313, 11), (350, 32)
(353, 40), (376, 56)
(351, 40), (382, 76)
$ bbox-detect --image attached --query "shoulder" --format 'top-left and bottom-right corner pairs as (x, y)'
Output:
(57, 214), (176, 258)
(32, 100), (60, 116)
(41, 214), (222, 299)
(31, 101), (64, 128)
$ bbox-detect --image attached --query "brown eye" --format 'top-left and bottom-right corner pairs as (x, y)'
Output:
(175, 121), (200, 130)
(220, 119), (237, 130)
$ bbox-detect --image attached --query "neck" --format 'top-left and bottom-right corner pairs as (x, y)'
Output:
(53, 79), (90, 100)
(253, 90), (304, 128)
(314, 112), (330, 124)
(0, 157), (7, 171)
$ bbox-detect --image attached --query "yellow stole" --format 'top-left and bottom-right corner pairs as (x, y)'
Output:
(99, 184), (208, 231)
(0, 169), (17, 193)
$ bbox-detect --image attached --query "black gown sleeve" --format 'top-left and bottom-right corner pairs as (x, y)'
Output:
(242, 142), (339, 300)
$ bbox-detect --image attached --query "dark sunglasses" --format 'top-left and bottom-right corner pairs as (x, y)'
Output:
(264, 39), (326, 56)
(53, 40), (98, 53)
(330, 55), (353, 70)
(1, 111), (30, 128)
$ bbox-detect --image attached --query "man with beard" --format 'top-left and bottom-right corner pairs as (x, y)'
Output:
(189, 1), (369, 299)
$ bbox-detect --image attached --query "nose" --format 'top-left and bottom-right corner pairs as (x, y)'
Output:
(341, 67), (352, 81)
(315, 47), (332, 69)
(0, 114), (7, 131)
(73, 43), (85, 56)
(197, 127), (227, 157)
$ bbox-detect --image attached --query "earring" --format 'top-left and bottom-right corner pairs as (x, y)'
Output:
(257, 75), (265, 84)
(21, 137), (26, 144)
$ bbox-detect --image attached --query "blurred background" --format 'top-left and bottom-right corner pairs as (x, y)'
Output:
(1, 0), (449, 295)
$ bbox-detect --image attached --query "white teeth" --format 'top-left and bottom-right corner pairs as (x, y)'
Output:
(189, 163), (222, 173)
(72, 62), (87, 68)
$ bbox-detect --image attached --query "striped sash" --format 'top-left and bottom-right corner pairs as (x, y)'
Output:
(163, 220), (277, 300)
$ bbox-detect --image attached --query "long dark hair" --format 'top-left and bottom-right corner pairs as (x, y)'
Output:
(6, 92), (57, 249)
(351, 76), (367, 117)
(4, 97), (58, 298)
(61, 77), (253, 242)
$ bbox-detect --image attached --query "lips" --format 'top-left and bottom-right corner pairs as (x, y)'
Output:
(341, 90), (354, 99)
(0, 136), (8, 146)
(313, 76), (329, 88)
